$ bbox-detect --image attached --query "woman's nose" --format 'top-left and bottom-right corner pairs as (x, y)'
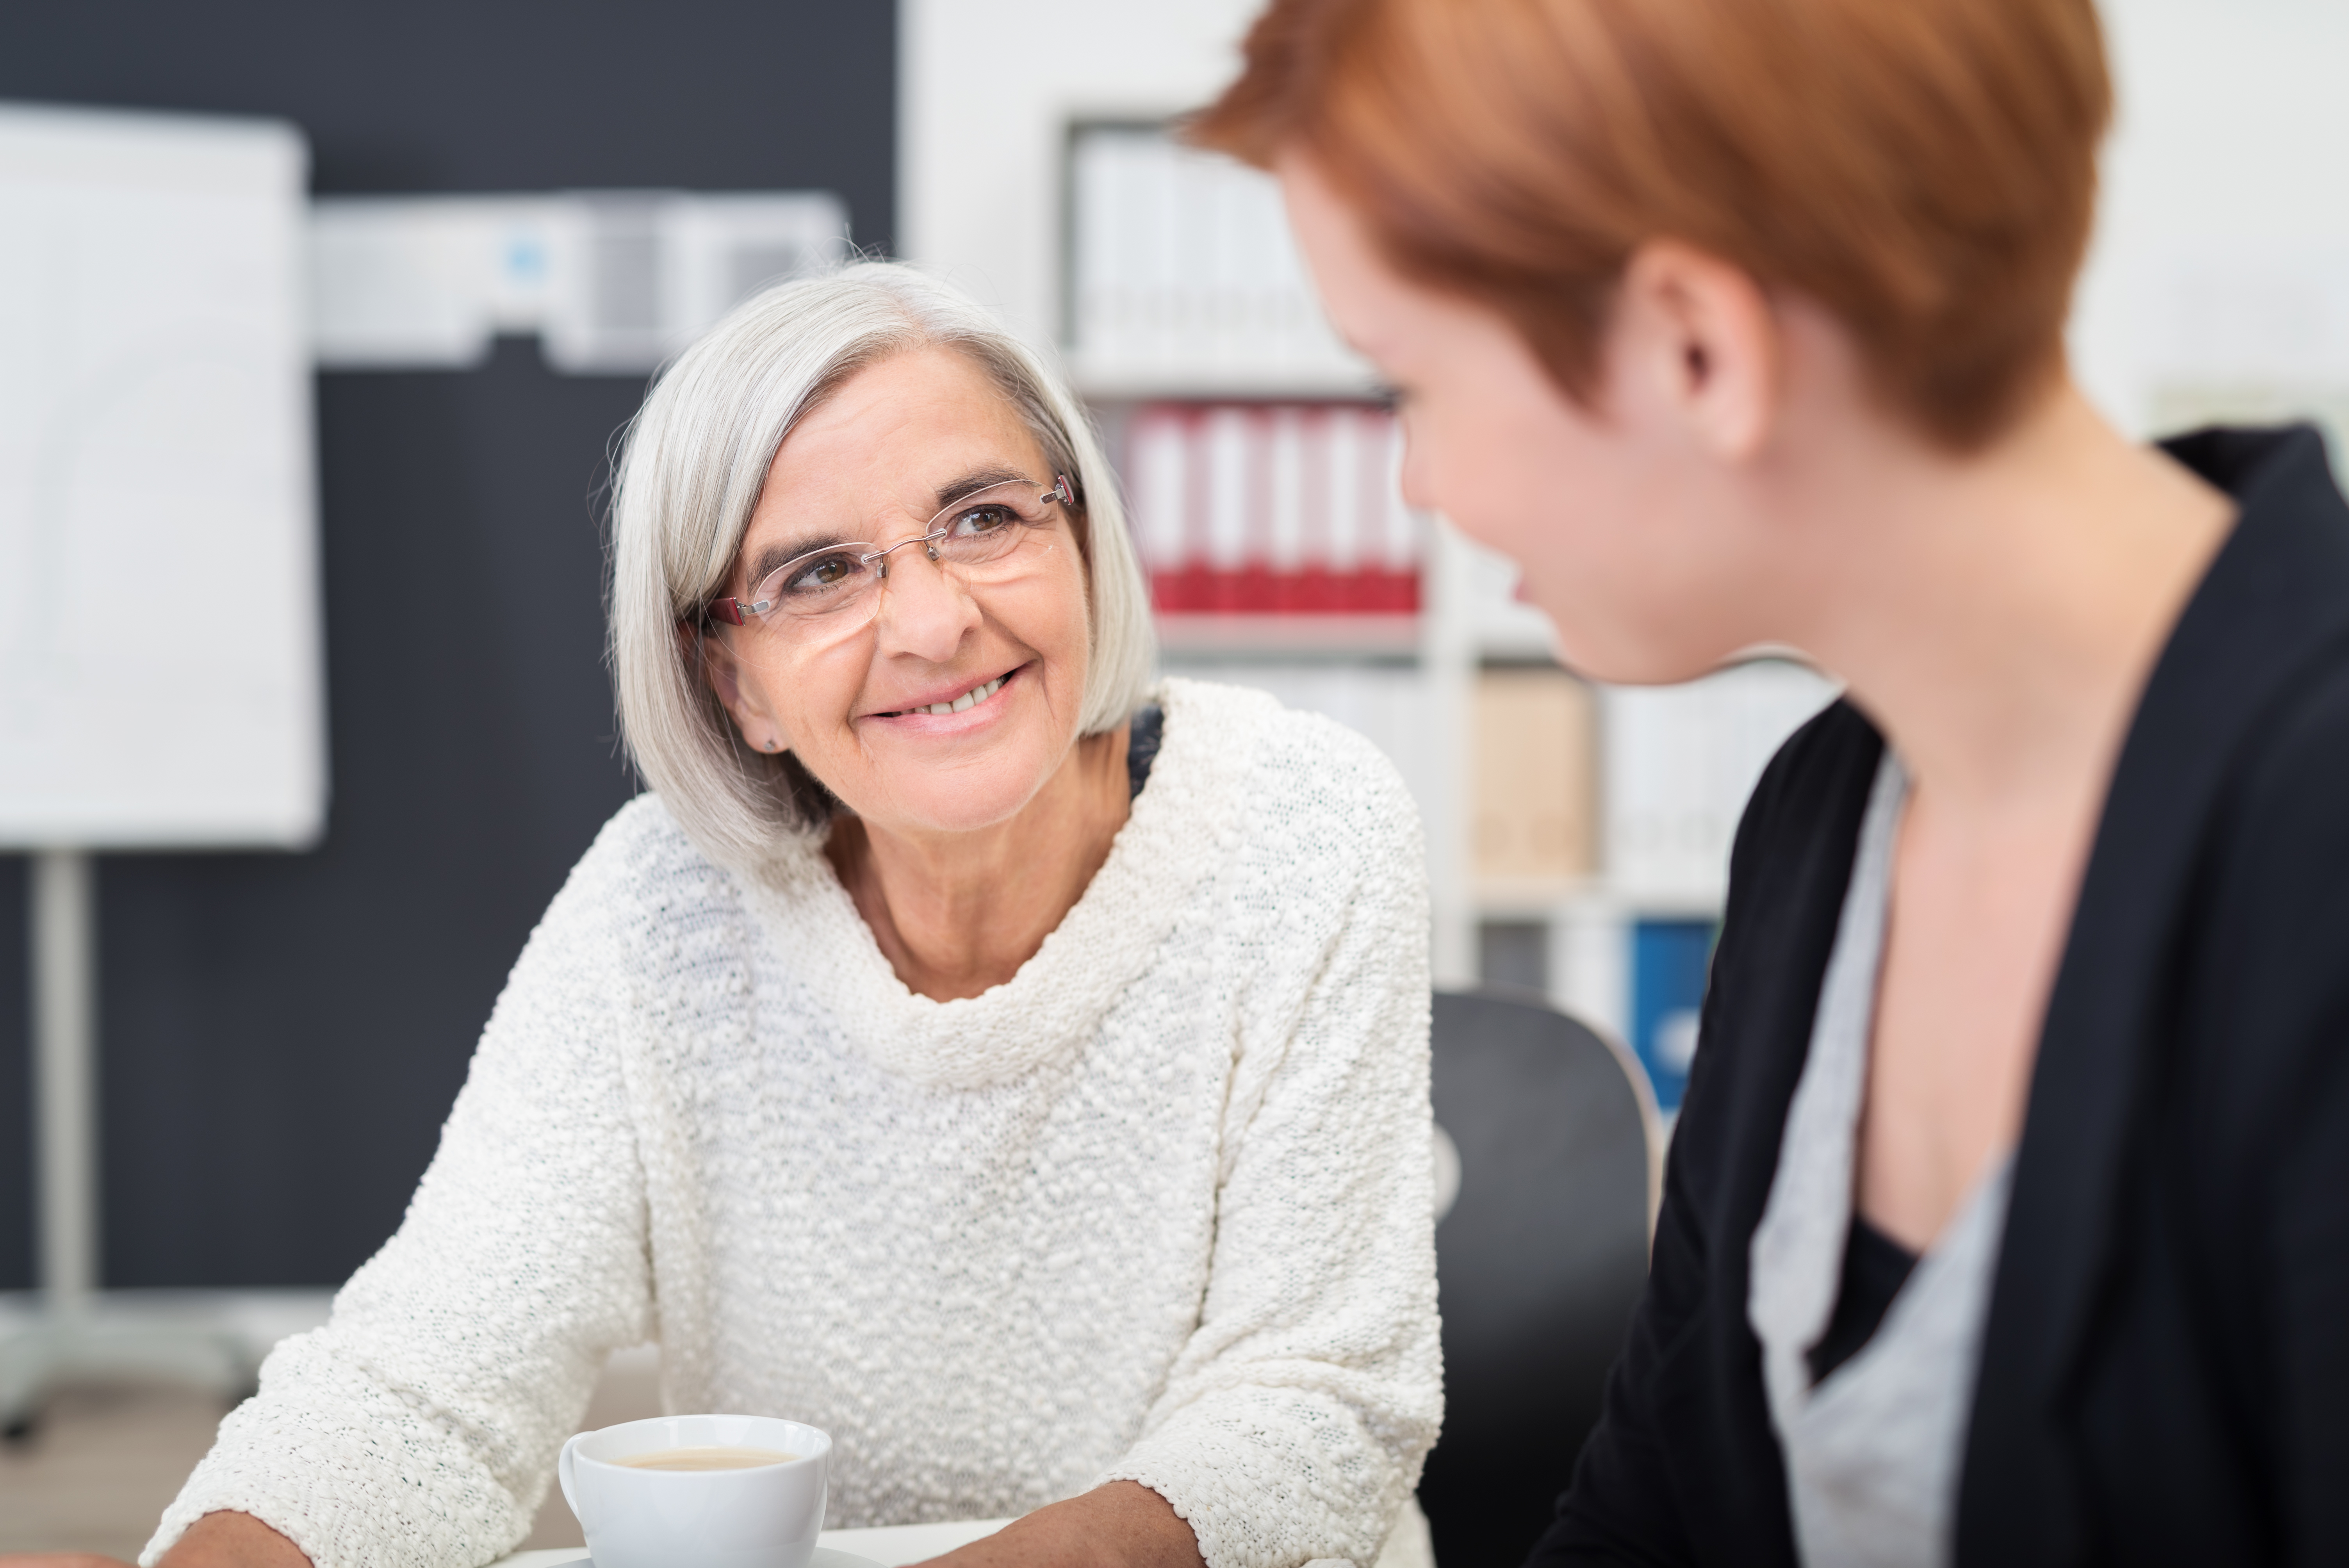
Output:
(871, 547), (981, 661)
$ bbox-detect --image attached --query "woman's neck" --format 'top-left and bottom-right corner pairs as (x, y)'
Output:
(1779, 382), (2233, 1247)
(826, 723), (1134, 1002)
(1786, 382), (2233, 818)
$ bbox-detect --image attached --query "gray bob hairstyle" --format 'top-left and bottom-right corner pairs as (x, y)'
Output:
(610, 261), (1157, 870)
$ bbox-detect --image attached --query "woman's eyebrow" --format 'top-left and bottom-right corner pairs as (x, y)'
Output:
(933, 465), (1031, 509)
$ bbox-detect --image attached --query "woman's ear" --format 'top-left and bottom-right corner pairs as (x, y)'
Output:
(684, 624), (792, 754)
(1612, 240), (1781, 462)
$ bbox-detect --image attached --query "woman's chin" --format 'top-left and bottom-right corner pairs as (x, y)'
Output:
(864, 778), (1050, 839)
(1547, 602), (1760, 688)
(838, 738), (1066, 839)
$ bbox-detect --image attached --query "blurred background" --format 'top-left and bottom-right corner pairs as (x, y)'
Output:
(3, 0), (2347, 1561)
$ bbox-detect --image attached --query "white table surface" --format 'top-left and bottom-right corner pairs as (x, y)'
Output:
(492, 1516), (1010, 1568)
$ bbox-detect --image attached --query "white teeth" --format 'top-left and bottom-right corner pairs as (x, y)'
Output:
(907, 675), (1004, 718)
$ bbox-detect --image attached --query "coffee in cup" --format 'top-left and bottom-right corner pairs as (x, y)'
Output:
(615, 1446), (798, 1471)
(559, 1413), (830, 1568)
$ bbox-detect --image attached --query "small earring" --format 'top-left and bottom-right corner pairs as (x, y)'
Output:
(766, 739), (781, 752)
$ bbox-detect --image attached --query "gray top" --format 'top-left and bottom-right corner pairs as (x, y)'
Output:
(1747, 755), (2015, 1568)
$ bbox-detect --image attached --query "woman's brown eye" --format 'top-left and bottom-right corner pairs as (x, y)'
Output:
(786, 554), (861, 594)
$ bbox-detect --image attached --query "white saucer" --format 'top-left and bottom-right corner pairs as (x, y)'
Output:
(568, 1554), (882, 1568)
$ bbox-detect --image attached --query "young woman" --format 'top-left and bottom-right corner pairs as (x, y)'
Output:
(101, 265), (1440, 1568)
(1199, 0), (2349, 1563)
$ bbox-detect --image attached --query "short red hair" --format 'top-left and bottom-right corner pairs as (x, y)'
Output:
(1193, 0), (2111, 450)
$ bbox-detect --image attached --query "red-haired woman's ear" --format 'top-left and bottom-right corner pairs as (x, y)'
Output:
(1194, 0), (2110, 451)
(1616, 241), (1781, 463)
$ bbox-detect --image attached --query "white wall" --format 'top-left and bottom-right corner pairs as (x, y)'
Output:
(2072, 0), (2349, 431)
(898, 0), (1260, 353)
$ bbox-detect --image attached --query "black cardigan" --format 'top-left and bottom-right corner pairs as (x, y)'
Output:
(1529, 426), (2349, 1567)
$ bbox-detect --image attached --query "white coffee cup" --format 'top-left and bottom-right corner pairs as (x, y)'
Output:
(558, 1413), (831, 1568)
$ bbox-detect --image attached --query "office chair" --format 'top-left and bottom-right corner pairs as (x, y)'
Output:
(1419, 989), (1659, 1567)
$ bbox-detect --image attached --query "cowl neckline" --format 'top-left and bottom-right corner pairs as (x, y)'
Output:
(738, 677), (1265, 1088)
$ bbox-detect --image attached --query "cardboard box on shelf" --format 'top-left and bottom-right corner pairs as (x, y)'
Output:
(1473, 666), (1596, 886)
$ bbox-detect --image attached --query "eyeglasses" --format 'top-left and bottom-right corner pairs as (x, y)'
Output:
(703, 474), (1077, 638)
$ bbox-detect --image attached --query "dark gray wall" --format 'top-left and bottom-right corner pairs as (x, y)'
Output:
(0, 0), (895, 1288)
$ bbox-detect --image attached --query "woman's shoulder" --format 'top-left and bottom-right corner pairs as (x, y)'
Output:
(570, 791), (733, 895)
(1670, 697), (1884, 1186)
(1139, 678), (1428, 943)
(1723, 695), (1884, 904)
(526, 793), (766, 961)
(1156, 675), (1423, 841)
(2199, 651), (2349, 955)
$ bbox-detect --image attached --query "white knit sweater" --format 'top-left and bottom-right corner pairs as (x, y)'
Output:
(146, 678), (1442, 1568)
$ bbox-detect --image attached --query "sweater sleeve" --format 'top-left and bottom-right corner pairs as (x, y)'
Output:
(1098, 718), (1443, 1568)
(141, 834), (658, 1568)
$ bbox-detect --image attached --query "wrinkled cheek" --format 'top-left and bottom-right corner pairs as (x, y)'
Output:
(778, 727), (860, 814)
(989, 572), (1091, 713)
(1052, 597), (1093, 708)
(759, 650), (868, 782)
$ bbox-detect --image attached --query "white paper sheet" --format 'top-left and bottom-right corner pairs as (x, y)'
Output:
(0, 101), (324, 848)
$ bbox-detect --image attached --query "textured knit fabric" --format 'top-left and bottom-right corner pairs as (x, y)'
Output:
(144, 677), (1442, 1568)
(1748, 756), (2015, 1568)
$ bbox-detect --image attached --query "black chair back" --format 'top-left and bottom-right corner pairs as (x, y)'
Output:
(1419, 989), (1656, 1566)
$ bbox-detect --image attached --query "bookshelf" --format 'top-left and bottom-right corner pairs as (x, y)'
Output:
(1060, 121), (1468, 978)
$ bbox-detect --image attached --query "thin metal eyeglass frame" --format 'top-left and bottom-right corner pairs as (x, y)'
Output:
(701, 474), (1077, 629)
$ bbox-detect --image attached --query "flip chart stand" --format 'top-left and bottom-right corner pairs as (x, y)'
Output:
(1, 853), (253, 1438)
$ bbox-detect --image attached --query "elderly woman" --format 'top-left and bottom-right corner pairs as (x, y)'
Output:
(126, 264), (1440, 1568)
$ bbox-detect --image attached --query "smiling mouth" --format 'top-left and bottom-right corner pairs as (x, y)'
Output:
(877, 670), (1012, 719)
